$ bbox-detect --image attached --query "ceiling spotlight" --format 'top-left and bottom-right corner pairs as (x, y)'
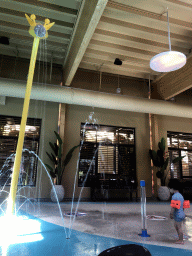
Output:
(0, 36), (9, 45)
(150, 9), (186, 72)
(114, 58), (122, 65)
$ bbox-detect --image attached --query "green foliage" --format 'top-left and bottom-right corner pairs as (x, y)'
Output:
(158, 137), (165, 152)
(149, 137), (184, 186)
(63, 145), (80, 167)
(54, 131), (62, 145)
(49, 142), (58, 155)
(46, 131), (79, 185)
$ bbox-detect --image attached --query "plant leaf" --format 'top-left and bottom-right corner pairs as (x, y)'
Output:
(158, 137), (166, 152)
(50, 171), (56, 178)
(58, 144), (62, 159)
(157, 149), (164, 167)
(172, 155), (185, 163)
(45, 164), (53, 172)
(50, 153), (57, 165)
(156, 171), (163, 179)
(57, 161), (62, 179)
(63, 145), (79, 167)
(149, 149), (161, 167)
(149, 149), (157, 161)
(46, 152), (55, 163)
(54, 143), (58, 155)
(45, 164), (56, 178)
(54, 131), (62, 145)
(49, 142), (58, 155)
(161, 157), (169, 172)
(55, 167), (58, 174)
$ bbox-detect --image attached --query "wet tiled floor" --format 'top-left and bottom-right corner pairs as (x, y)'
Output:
(1, 201), (192, 255)
(35, 202), (192, 248)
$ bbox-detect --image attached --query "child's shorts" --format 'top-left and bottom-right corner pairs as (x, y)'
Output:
(174, 216), (185, 222)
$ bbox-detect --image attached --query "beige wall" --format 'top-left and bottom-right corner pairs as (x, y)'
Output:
(153, 92), (192, 143)
(0, 55), (62, 85)
(2, 70), (192, 201)
(71, 69), (148, 98)
(62, 104), (152, 199)
(0, 96), (59, 199)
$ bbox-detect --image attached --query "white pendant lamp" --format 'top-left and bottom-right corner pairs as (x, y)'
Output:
(150, 9), (186, 72)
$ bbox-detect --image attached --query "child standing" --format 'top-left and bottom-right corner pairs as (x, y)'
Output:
(168, 179), (185, 244)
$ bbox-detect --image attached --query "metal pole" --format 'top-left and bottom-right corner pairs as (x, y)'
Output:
(139, 180), (150, 237)
(7, 14), (54, 215)
(7, 36), (40, 215)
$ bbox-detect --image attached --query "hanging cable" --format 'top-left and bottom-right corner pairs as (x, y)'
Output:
(148, 75), (154, 196)
(116, 74), (121, 93)
(0, 55), (3, 77)
(50, 52), (53, 84)
(44, 38), (48, 85)
(99, 71), (102, 91)
(95, 63), (104, 91)
(167, 8), (171, 52)
(13, 46), (19, 79)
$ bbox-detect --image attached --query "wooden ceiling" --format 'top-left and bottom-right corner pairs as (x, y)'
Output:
(0, 0), (81, 64)
(1, 0), (192, 99)
(82, 0), (192, 80)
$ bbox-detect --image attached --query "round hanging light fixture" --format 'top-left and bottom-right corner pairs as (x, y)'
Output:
(150, 51), (186, 72)
(150, 8), (186, 72)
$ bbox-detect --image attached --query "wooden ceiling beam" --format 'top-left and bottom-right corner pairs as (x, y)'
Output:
(97, 21), (192, 49)
(107, 0), (192, 29)
(151, 55), (192, 100)
(63, 0), (108, 86)
(0, 0), (76, 24)
(0, 48), (63, 64)
(163, 0), (192, 10)
(89, 38), (157, 57)
(94, 28), (188, 53)
(37, 0), (81, 10)
(0, 18), (71, 39)
(88, 44), (153, 61)
(0, 24), (70, 44)
(100, 16), (192, 43)
(79, 62), (156, 80)
(85, 48), (149, 66)
(82, 55), (154, 74)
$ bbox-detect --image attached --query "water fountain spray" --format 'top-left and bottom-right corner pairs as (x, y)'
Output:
(7, 14), (55, 215)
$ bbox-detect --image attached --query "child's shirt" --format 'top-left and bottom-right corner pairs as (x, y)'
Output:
(172, 192), (185, 222)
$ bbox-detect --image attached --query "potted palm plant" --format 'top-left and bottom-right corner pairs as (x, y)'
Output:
(149, 137), (184, 200)
(45, 131), (79, 202)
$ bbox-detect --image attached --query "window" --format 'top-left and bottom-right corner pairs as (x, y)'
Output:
(0, 115), (41, 186)
(78, 123), (136, 187)
(167, 131), (192, 179)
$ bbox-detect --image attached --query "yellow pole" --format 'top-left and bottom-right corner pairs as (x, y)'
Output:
(7, 36), (40, 215)
(6, 14), (54, 215)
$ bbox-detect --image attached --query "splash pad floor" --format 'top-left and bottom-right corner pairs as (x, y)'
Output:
(1, 201), (192, 255)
